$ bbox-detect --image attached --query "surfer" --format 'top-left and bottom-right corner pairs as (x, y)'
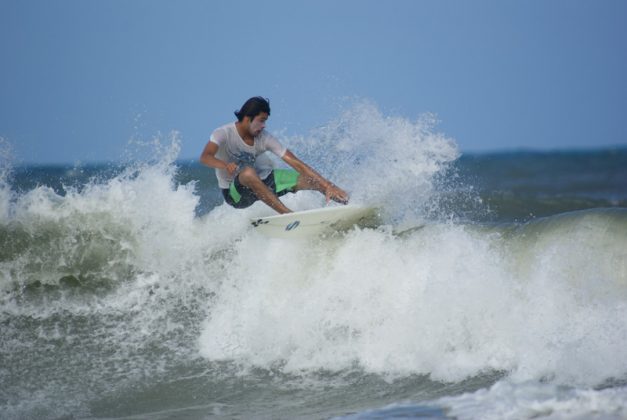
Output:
(200, 97), (349, 214)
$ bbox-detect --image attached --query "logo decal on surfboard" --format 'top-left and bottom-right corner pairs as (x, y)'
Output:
(285, 221), (300, 231)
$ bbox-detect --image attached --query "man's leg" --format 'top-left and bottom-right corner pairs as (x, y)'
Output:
(238, 167), (292, 214)
(293, 174), (348, 204)
(293, 173), (325, 194)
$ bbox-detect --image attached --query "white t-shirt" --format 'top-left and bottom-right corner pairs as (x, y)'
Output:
(209, 122), (287, 189)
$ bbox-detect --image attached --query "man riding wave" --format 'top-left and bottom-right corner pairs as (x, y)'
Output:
(200, 97), (349, 214)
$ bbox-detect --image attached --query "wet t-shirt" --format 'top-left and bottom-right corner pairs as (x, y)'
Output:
(209, 122), (287, 189)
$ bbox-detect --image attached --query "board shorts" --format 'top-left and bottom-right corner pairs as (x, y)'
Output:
(221, 169), (300, 209)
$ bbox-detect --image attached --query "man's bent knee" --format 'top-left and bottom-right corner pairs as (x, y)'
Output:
(237, 166), (260, 186)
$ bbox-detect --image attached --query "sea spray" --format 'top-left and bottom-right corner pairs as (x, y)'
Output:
(0, 137), (14, 221)
(283, 100), (461, 224)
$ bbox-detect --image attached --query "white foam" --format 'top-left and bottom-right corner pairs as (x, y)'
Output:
(199, 216), (627, 386)
(3, 109), (626, 393)
(438, 380), (627, 420)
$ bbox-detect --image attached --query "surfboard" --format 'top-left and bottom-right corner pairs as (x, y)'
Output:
(250, 205), (379, 238)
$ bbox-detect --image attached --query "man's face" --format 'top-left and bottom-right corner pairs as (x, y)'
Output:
(249, 112), (269, 136)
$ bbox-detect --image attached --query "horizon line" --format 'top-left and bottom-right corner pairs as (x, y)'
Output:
(8, 143), (627, 167)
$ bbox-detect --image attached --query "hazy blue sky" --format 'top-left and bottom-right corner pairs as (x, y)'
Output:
(1, 0), (626, 164)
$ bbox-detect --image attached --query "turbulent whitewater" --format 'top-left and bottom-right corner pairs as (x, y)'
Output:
(1, 103), (627, 419)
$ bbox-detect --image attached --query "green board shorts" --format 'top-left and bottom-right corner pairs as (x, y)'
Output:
(221, 169), (300, 209)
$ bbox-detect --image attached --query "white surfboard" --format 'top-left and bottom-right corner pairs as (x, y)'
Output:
(250, 205), (379, 238)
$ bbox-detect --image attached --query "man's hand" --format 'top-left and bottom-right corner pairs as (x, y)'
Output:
(325, 184), (349, 204)
(225, 162), (238, 176)
(200, 142), (239, 177)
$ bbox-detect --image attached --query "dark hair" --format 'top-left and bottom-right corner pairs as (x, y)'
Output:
(234, 97), (271, 122)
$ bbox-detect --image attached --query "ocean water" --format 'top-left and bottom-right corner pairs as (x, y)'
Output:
(1, 103), (627, 419)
